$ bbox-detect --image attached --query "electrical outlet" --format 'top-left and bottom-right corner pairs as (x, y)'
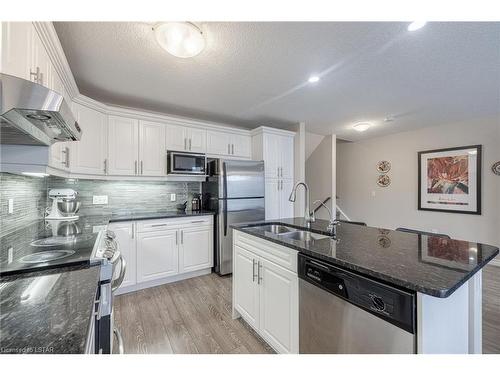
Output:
(93, 195), (108, 205)
(170, 193), (176, 202)
(8, 199), (14, 214)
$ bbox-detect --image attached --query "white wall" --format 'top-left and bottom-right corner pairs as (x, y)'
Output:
(337, 117), (500, 248)
(306, 135), (335, 220)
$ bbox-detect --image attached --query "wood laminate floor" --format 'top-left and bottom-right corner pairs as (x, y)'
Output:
(114, 265), (500, 354)
(113, 273), (274, 354)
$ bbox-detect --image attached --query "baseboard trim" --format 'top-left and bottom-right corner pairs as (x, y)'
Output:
(115, 268), (212, 296)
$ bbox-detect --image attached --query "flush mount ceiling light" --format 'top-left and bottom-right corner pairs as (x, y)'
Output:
(408, 21), (427, 31)
(353, 122), (372, 132)
(154, 22), (205, 58)
(308, 75), (320, 83)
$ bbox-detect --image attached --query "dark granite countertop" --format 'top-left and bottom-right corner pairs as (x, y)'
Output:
(232, 218), (499, 298)
(0, 264), (100, 354)
(107, 210), (215, 223)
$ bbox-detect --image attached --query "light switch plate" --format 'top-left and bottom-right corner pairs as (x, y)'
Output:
(93, 195), (108, 205)
(8, 199), (14, 214)
(170, 193), (176, 201)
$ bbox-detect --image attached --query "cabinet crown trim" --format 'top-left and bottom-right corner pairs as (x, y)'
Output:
(250, 126), (296, 137)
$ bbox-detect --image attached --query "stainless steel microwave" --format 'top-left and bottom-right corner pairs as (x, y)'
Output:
(167, 151), (207, 175)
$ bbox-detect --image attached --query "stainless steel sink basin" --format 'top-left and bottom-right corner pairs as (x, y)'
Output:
(279, 230), (330, 242)
(258, 224), (297, 234)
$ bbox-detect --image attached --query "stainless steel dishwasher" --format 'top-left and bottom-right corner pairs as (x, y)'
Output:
(298, 254), (416, 354)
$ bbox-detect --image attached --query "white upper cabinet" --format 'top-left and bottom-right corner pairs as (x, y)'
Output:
(207, 130), (232, 155)
(70, 102), (107, 175)
(166, 124), (206, 153)
(280, 136), (294, 180)
(107, 116), (139, 176)
(207, 130), (251, 158)
(30, 27), (53, 89)
(262, 133), (281, 179)
(1, 22), (32, 80)
(139, 120), (166, 176)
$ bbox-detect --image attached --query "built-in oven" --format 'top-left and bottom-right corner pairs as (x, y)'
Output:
(167, 151), (206, 175)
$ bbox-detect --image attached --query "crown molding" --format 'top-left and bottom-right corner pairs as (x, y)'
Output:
(32, 22), (80, 99)
(250, 126), (296, 137)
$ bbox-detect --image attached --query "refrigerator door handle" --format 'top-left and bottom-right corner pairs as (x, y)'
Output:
(223, 161), (228, 236)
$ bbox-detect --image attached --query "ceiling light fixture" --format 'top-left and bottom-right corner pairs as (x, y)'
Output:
(353, 122), (372, 132)
(154, 22), (205, 58)
(407, 21), (427, 31)
(308, 76), (320, 83)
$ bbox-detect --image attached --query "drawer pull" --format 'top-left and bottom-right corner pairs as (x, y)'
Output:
(190, 220), (206, 224)
(150, 223), (168, 227)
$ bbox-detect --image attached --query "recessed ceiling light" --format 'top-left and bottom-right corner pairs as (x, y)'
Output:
(408, 21), (427, 32)
(22, 172), (49, 178)
(308, 76), (320, 83)
(154, 22), (205, 58)
(353, 122), (372, 132)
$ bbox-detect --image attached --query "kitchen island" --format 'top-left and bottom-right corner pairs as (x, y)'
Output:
(231, 218), (499, 354)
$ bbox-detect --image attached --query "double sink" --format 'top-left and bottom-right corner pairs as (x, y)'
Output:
(257, 224), (330, 243)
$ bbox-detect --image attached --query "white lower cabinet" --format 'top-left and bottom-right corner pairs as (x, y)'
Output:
(112, 216), (213, 294)
(136, 228), (179, 283)
(108, 221), (136, 289)
(179, 225), (213, 273)
(233, 233), (299, 354)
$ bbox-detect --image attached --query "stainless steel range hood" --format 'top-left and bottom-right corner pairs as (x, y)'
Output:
(0, 73), (81, 145)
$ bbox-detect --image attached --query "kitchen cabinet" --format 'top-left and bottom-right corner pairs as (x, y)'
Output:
(233, 245), (260, 329)
(139, 120), (166, 176)
(136, 228), (179, 283)
(108, 221), (137, 291)
(233, 231), (299, 353)
(252, 127), (295, 220)
(114, 215), (213, 293)
(166, 124), (206, 153)
(1, 22), (32, 80)
(207, 130), (251, 158)
(179, 224), (213, 273)
(30, 26), (53, 89)
(70, 102), (107, 175)
(107, 116), (139, 176)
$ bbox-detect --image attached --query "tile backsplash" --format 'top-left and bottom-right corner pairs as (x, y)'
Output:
(0, 172), (202, 236)
(0, 173), (47, 236)
(47, 177), (201, 216)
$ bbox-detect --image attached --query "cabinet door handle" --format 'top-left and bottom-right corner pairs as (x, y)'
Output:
(175, 231), (178, 245)
(103, 159), (108, 174)
(140, 160), (143, 175)
(189, 138), (192, 151)
(277, 167), (280, 178)
(181, 230), (184, 244)
(131, 223), (135, 239)
(151, 223), (168, 227)
(134, 160), (138, 175)
(184, 138), (187, 150)
(65, 147), (70, 168)
(281, 180), (283, 191)
(190, 220), (205, 224)
(30, 66), (40, 83)
(231, 144), (234, 155)
(252, 259), (257, 282)
(228, 144), (231, 154)
(258, 261), (263, 284)
(279, 167), (283, 178)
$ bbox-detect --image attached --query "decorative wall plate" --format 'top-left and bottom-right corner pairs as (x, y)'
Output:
(377, 160), (391, 173)
(377, 174), (391, 187)
(492, 161), (500, 176)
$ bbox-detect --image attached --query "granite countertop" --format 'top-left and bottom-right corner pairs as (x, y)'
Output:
(0, 264), (100, 354)
(232, 218), (499, 298)
(107, 210), (215, 223)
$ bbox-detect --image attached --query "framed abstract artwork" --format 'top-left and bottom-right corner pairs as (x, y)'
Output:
(418, 145), (481, 215)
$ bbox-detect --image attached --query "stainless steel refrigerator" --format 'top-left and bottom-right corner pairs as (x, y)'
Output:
(202, 159), (265, 275)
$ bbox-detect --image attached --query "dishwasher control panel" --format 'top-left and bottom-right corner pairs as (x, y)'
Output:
(298, 254), (416, 334)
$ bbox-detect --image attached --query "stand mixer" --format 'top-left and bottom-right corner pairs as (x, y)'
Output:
(46, 188), (81, 221)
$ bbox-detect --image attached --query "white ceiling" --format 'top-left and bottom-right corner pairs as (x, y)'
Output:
(54, 22), (500, 140)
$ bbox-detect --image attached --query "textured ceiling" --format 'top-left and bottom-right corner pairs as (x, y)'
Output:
(54, 22), (500, 140)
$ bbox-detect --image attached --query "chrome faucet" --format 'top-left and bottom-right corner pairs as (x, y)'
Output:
(312, 199), (340, 236)
(288, 182), (315, 226)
